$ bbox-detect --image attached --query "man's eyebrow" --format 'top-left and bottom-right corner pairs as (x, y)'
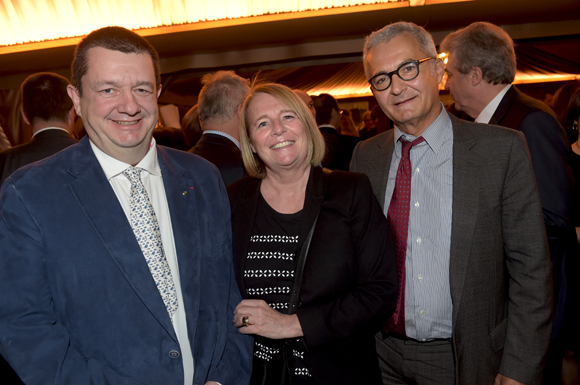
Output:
(93, 80), (118, 88)
(92, 80), (154, 88)
(134, 81), (154, 88)
(371, 58), (417, 77)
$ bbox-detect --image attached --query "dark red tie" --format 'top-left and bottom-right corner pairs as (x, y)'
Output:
(384, 136), (425, 336)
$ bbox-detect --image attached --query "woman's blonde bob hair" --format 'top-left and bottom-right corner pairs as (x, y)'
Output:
(239, 83), (326, 179)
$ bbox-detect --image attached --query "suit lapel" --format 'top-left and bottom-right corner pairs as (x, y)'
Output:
(231, 178), (261, 297)
(448, 116), (483, 325)
(489, 85), (518, 126)
(67, 139), (178, 342)
(299, 166), (326, 249)
(368, 132), (394, 210)
(157, 147), (201, 342)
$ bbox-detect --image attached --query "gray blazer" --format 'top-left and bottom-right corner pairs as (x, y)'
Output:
(350, 113), (553, 385)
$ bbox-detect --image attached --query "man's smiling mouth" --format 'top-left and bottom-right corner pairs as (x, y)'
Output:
(113, 120), (139, 126)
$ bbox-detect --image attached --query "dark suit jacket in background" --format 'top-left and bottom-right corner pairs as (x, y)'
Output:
(189, 132), (245, 186)
(0, 128), (78, 185)
(350, 113), (552, 385)
(318, 125), (360, 171)
(0, 137), (252, 385)
(490, 85), (575, 342)
(227, 166), (398, 385)
(490, 85), (573, 241)
(359, 126), (378, 140)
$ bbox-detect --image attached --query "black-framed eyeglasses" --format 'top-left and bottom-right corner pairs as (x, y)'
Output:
(368, 57), (435, 91)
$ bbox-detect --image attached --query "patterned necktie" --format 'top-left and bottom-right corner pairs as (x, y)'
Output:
(123, 166), (178, 319)
(384, 136), (425, 336)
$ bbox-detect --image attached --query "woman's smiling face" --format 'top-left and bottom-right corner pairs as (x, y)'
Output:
(247, 92), (309, 175)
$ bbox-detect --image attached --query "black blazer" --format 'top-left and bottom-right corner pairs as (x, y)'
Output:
(490, 86), (574, 238)
(0, 129), (78, 186)
(491, 85), (576, 348)
(318, 126), (361, 171)
(227, 166), (398, 385)
(189, 133), (245, 186)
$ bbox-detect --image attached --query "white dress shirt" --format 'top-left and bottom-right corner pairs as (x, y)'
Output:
(475, 84), (512, 124)
(32, 126), (70, 137)
(90, 138), (194, 385)
(384, 106), (454, 341)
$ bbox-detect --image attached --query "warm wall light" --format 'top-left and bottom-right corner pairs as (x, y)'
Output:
(307, 85), (373, 98)
(514, 73), (580, 84)
(0, 0), (404, 47)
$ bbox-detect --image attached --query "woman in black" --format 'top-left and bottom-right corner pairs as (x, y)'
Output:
(228, 83), (397, 385)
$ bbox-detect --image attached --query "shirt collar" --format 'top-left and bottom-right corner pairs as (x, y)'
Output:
(393, 103), (451, 156)
(318, 124), (337, 131)
(89, 137), (161, 181)
(475, 84), (512, 124)
(203, 130), (240, 149)
(32, 127), (70, 137)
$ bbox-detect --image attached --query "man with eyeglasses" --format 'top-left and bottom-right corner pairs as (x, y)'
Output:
(350, 21), (552, 385)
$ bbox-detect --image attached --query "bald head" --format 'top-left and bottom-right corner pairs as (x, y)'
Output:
(292, 89), (316, 119)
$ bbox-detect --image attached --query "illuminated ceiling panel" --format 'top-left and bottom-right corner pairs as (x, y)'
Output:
(0, 0), (404, 47)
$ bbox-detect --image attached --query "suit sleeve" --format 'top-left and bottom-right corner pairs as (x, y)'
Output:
(206, 177), (253, 385)
(296, 173), (398, 349)
(0, 181), (145, 385)
(499, 132), (553, 384)
(519, 111), (574, 236)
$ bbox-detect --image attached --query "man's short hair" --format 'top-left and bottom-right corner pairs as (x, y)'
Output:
(197, 71), (250, 126)
(313, 93), (339, 126)
(440, 22), (516, 85)
(71, 26), (161, 96)
(363, 21), (438, 79)
(21, 72), (72, 125)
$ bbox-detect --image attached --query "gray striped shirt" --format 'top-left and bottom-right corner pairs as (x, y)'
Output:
(384, 107), (454, 341)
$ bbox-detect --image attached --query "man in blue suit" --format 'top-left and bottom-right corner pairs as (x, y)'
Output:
(0, 26), (252, 385)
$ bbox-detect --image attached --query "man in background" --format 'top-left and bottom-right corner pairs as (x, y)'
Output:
(441, 23), (574, 383)
(314, 93), (360, 170)
(359, 110), (378, 139)
(189, 71), (248, 186)
(0, 72), (78, 186)
(293, 89), (317, 119)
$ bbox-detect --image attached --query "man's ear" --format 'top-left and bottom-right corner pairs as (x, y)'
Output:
(67, 107), (76, 129)
(157, 84), (162, 99)
(435, 58), (445, 85)
(67, 85), (82, 117)
(471, 67), (483, 86)
(20, 108), (31, 126)
(331, 108), (340, 126)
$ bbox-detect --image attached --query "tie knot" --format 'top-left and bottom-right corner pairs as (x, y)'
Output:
(122, 166), (144, 185)
(400, 136), (425, 159)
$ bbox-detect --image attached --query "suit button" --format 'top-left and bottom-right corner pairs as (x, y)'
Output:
(169, 350), (180, 358)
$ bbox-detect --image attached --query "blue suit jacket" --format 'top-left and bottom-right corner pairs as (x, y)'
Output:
(0, 137), (252, 385)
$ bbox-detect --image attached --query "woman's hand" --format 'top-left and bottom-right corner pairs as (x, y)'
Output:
(233, 299), (304, 339)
